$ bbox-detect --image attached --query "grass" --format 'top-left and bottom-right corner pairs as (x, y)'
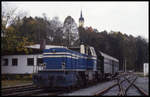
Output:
(1, 80), (32, 88)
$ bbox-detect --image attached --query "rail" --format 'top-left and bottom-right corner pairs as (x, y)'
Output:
(125, 76), (148, 96)
(2, 84), (41, 96)
(94, 73), (148, 96)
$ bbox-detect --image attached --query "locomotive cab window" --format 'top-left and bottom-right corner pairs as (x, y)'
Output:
(90, 47), (96, 56)
(88, 48), (92, 56)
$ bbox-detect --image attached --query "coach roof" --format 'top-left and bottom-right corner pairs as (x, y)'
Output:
(99, 51), (119, 62)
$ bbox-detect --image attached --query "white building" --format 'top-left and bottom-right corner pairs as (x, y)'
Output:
(1, 54), (44, 74)
(1, 44), (65, 74)
(143, 63), (149, 76)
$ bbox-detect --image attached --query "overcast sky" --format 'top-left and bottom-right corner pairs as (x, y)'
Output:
(3, 1), (149, 40)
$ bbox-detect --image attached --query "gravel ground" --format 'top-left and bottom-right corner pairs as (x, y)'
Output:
(134, 76), (149, 94)
(126, 86), (141, 96)
(60, 75), (149, 96)
(61, 80), (117, 96)
(102, 85), (119, 96)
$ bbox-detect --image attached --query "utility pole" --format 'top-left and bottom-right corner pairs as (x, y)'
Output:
(123, 59), (125, 72)
(125, 59), (126, 72)
(123, 59), (126, 73)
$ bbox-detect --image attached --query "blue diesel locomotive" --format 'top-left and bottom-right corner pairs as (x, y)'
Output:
(33, 44), (119, 88)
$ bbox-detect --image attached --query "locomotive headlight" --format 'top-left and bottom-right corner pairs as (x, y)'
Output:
(42, 63), (46, 66)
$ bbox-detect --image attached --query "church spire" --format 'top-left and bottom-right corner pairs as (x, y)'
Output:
(79, 10), (84, 27)
(80, 10), (83, 18)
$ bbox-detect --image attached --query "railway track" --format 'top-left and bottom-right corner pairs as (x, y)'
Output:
(2, 84), (68, 96)
(2, 84), (35, 92)
(94, 77), (126, 96)
(124, 76), (149, 96)
(2, 84), (44, 96)
(2, 73), (148, 96)
(94, 74), (149, 96)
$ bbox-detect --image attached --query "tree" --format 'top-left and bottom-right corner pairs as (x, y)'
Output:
(2, 2), (27, 28)
(78, 27), (148, 71)
(2, 25), (33, 54)
(48, 16), (64, 45)
(135, 36), (148, 71)
(2, 2), (31, 53)
(63, 16), (79, 47)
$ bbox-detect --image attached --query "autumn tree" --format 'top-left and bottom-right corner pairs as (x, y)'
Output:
(2, 2), (33, 54)
(78, 26), (148, 71)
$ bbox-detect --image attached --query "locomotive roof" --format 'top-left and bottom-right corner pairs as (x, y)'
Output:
(68, 47), (80, 53)
(99, 51), (119, 62)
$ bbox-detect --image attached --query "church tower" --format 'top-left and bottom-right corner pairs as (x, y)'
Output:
(79, 10), (84, 27)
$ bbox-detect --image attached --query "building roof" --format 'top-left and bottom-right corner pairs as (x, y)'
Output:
(2, 44), (66, 56)
(25, 44), (66, 49)
(2, 48), (43, 56)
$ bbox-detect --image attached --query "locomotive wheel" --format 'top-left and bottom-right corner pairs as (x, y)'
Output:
(75, 83), (80, 89)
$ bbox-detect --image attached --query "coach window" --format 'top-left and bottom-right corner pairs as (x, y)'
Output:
(27, 58), (34, 66)
(37, 58), (43, 66)
(12, 58), (18, 66)
(3, 58), (8, 66)
(88, 48), (92, 56)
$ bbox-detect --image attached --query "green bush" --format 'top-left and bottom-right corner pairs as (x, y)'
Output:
(22, 75), (32, 80)
(15, 75), (20, 80)
(2, 74), (33, 80)
(2, 75), (6, 80)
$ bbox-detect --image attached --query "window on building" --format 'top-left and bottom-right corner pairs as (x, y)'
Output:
(12, 58), (18, 66)
(27, 58), (34, 66)
(3, 59), (8, 66)
(37, 58), (43, 66)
